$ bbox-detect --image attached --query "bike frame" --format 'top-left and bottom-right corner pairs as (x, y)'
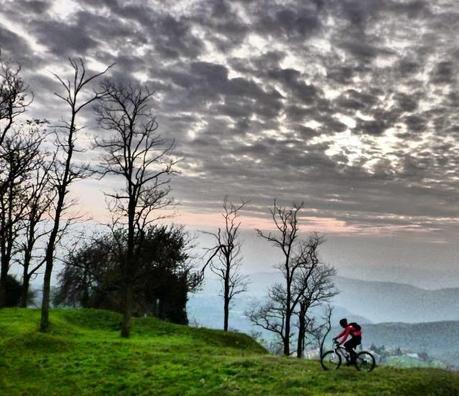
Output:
(334, 345), (352, 363)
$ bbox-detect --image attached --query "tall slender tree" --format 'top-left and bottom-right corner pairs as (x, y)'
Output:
(203, 198), (248, 331)
(95, 80), (176, 337)
(40, 59), (110, 331)
(294, 237), (337, 358)
(254, 201), (303, 356)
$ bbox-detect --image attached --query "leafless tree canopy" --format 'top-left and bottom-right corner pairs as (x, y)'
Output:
(0, 51), (30, 147)
(203, 197), (248, 331)
(248, 201), (337, 357)
(96, 81), (176, 232)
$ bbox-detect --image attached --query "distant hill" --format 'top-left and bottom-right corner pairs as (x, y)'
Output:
(333, 277), (459, 323)
(208, 272), (459, 324)
(187, 292), (370, 336)
(354, 320), (459, 368)
(187, 272), (373, 333)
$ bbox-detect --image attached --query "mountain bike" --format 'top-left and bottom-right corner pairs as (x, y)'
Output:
(321, 341), (376, 372)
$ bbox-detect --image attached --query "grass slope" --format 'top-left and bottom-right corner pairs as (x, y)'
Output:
(1, 309), (458, 395)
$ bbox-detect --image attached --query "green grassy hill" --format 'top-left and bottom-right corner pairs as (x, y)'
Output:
(1, 309), (458, 395)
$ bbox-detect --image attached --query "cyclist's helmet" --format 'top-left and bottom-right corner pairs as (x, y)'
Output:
(339, 318), (348, 328)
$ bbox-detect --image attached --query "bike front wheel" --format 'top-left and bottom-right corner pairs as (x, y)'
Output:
(320, 350), (342, 370)
(355, 351), (376, 372)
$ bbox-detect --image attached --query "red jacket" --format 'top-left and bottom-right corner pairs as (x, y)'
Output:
(337, 324), (362, 343)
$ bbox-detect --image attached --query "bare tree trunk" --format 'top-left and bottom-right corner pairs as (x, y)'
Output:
(20, 274), (30, 308)
(20, 222), (36, 308)
(121, 283), (133, 337)
(297, 301), (306, 358)
(0, 271), (7, 307)
(40, 235), (57, 330)
(284, 308), (291, 356)
(119, 193), (137, 337)
(0, 180), (16, 307)
(284, 275), (292, 356)
(20, 240), (32, 307)
(0, 214), (9, 306)
(224, 270), (230, 331)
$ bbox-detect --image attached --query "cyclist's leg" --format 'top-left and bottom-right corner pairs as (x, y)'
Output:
(344, 338), (358, 363)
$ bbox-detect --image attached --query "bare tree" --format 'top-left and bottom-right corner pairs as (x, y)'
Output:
(40, 59), (110, 331)
(18, 153), (56, 307)
(95, 80), (176, 337)
(0, 51), (30, 148)
(254, 201), (304, 356)
(295, 241), (337, 358)
(248, 202), (336, 357)
(0, 128), (43, 307)
(202, 198), (248, 331)
(0, 52), (33, 307)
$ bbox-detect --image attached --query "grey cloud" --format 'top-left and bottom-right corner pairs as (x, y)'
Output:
(31, 20), (99, 55)
(336, 89), (378, 112)
(393, 93), (419, 113)
(1, 0), (458, 238)
(0, 26), (34, 65)
(430, 61), (457, 85)
(11, 0), (51, 14)
(403, 115), (427, 132)
(267, 68), (319, 104)
(255, 6), (322, 40)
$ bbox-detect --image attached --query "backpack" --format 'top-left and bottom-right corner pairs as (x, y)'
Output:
(349, 322), (361, 331)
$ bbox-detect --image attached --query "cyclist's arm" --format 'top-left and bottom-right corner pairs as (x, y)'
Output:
(336, 327), (351, 344)
(334, 328), (346, 339)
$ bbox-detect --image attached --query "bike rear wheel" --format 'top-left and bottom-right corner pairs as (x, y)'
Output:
(355, 351), (375, 372)
(321, 350), (342, 370)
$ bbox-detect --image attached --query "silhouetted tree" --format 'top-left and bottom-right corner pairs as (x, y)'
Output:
(295, 240), (337, 358)
(0, 52), (33, 307)
(203, 198), (248, 331)
(0, 128), (44, 307)
(248, 202), (336, 357)
(40, 59), (111, 332)
(95, 80), (176, 336)
(251, 201), (303, 356)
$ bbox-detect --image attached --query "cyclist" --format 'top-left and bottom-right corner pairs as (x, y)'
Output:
(333, 318), (362, 364)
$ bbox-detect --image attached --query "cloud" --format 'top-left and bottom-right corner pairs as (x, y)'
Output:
(0, 0), (458, 239)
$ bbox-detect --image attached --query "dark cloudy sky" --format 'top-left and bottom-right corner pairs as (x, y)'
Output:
(1, 0), (458, 286)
